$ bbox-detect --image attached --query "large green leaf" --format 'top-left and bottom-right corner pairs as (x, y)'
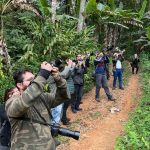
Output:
(108, 0), (116, 11)
(97, 3), (110, 11)
(38, 0), (50, 16)
(107, 21), (129, 29)
(138, 0), (147, 20)
(86, 0), (97, 14)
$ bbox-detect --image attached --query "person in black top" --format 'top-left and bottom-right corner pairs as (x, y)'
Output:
(0, 87), (19, 150)
(131, 54), (140, 74)
(102, 48), (110, 80)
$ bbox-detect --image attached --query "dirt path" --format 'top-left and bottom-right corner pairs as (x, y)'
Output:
(57, 74), (141, 150)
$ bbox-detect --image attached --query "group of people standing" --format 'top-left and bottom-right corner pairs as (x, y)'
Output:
(0, 48), (140, 150)
(94, 49), (140, 102)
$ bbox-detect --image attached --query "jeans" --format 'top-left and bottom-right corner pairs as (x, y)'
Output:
(51, 104), (64, 124)
(72, 85), (83, 109)
(113, 69), (123, 88)
(95, 74), (112, 99)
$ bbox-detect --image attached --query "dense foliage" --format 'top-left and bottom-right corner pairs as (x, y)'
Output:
(0, 1), (150, 106)
(115, 53), (150, 150)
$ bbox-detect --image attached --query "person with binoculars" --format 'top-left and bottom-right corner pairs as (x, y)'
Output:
(5, 62), (71, 150)
(72, 54), (87, 113)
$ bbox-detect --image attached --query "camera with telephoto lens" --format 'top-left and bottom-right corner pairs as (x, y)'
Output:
(51, 125), (80, 140)
(49, 58), (65, 72)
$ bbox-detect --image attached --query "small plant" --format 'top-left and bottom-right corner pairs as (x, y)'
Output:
(89, 111), (101, 119)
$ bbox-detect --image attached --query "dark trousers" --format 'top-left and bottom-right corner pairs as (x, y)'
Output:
(62, 94), (74, 122)
(0, 145), (10, 150)
(113, 69), (123, 88)
(72, 85), (83, 109)
(132, 66), (139, 74)
(106, 64), (110, 80)
(95, 74), (112, 99)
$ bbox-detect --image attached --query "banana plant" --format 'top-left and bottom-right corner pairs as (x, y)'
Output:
(86, 0), (144, 48)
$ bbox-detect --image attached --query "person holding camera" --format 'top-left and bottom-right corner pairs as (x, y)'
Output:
(102, 48), (110, 80)
(5, 62), (70, 150)
(94, 52), (115, 102)
(112, 53), (124, 90)
(60, 59), (75, 125)
(72, 54), (87, 113)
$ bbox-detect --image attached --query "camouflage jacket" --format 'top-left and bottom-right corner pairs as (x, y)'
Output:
(5, 74), (70, 150)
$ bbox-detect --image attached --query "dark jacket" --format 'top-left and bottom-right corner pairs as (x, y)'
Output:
(5, 74), (70, 150)
(73, 65), (86, 85)
(131, 58), (140, 67)
(0, 104), (11, 147)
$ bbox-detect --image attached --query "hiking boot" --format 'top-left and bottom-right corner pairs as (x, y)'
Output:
(76, 108), (82, 111)
(95, 98), (100, 102)
(72, 109), (77, 113)
(66, 118), (71, 122)
(108, 97), (116, 101)
(62, 120), (71, 125)
(119, 87), (124, 90)
(54, 138), (61, 147)
(112, 87), (116, 90)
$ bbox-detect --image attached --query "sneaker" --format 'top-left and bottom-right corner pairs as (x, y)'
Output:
(119, 87), (124, 90)
(66, 118), (71, 122)
(79, 101), (83, 104)
(62, 121), (70, 125)
(54, 138), (61, 147)
(72, 109), (77, 113)
(76, 108), (82, 111)
(95, 98), (100, 102)
(108, 97), (116, 101)
(112, 87), (116, 90)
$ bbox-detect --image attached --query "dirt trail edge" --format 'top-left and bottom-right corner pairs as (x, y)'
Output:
(57, 75), (141, 150)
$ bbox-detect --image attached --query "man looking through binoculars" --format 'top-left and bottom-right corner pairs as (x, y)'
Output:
(5, 62), (70, 150)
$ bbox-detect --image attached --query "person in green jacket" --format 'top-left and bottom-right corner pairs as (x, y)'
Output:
(60, 59), (75, 125)
(5, 62), (70, 150)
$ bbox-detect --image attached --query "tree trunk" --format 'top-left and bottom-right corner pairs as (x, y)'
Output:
(0, 37), (11, 72)
(113, 26), (118, 48)
(108, 27), (113, 48)
(77, 0), (86, 32)
(51, 0), (57, 23)
(104, 24), (108, 47)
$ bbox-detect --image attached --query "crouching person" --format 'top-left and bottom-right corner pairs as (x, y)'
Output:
(5, 62), (70, 150)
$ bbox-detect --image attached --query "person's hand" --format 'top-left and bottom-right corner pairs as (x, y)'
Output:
(51, 67), (59, 73)
(41, 61), (53, 72)
(67, 59), (73, 67)
(72, 62), (76, 67)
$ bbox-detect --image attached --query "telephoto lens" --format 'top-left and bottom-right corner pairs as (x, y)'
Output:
(58, 127), (80, 140)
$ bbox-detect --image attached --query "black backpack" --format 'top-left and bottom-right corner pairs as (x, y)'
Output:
(0, 105), (11, 147)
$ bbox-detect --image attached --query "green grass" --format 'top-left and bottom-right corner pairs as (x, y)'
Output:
(115, 53), (150, 150)
(122, 61), (132, 87)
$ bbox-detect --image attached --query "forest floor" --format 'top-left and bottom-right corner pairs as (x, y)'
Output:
(57, 71), (141, 150)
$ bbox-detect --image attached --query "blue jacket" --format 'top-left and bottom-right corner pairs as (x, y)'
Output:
(94, 57), (106, 75)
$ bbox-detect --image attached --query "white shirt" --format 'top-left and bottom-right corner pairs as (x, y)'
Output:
(116, 60), (122, 69)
